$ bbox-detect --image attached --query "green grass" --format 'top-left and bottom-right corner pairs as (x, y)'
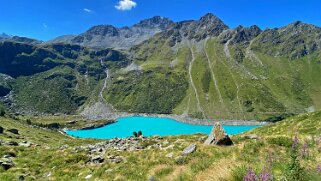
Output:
(1, 111), (321, 180)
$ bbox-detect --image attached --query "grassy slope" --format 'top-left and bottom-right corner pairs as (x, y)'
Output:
(102, 34), (321, 121)
(1, 111), (321, 180)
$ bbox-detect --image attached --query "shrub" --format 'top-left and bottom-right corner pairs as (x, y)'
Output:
(137, 131), (142, 137)
(286, 135), (305, 180)
(267, 137), (292, 148)
(133, 132), (138, 138)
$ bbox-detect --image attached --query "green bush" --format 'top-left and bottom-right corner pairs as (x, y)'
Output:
(267, 137), (293, 148)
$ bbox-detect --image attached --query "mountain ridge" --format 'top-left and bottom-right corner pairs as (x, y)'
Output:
(0, 13), (321, 121)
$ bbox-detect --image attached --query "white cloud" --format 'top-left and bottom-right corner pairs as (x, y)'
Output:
(42, 23), (48, 29)
(84, 8), (93, 13)
(115, 0), (137, 11)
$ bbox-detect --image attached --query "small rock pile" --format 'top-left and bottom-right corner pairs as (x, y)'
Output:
(78, 136), (169, 164)
(0, 140), (34, 147)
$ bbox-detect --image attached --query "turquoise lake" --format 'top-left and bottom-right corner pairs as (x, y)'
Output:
(66, 117), (260, 139)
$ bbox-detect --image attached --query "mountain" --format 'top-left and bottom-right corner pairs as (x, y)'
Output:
(0, 33), (12, 41)
(48, 16), (174, 50)
(0, 41), (128, 114)
(0, 34), (42, 45)
(1, 13), (321, 121)
(103, 13), (321, 121)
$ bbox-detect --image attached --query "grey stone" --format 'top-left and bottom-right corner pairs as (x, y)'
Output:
(4, 140), (19, 146)
(0, 158), (14, 170)
(204, 122), (233, 146)
(182, 144), (196, 156)
(91, 155), (104, 164)
(109, 156), (123, 163)
(242, 134), (260, 140)
(19, 141), (32, 147)
(166, 152), (174, 158)
(85, 174), (92, 179)
(148, 176), (156, 181)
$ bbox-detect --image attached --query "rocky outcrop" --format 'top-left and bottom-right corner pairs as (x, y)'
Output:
(204, 122), (233, 146)
(160, 13), (229, 46)
(49, 16), (174, 50)
(251, 21), (321, 59)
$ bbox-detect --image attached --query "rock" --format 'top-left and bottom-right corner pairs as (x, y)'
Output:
(109, 156), (123, 163)
(182, 144), (197, 156)
(67, 120), (76, 125)
(105, 169), (113, 173)
(19, 141), (33, 147)
(85, 174), (92, 179)
(0, 158), (14, 170)
(163, 144), (174, 150)
(242, 134), (260, 140)
(0, 126), (4, 134)
(7, 129), (19, 135)
(166, 152), (174, 158)
(44, 172), (52, 177)
(91, 155), (104, 164)
(18, 175), (25, 181)
(148, 176), (156, 181)
(3, 153), (15, 158)
(4, 140), (19, 146)
(204, 122), (233, 146)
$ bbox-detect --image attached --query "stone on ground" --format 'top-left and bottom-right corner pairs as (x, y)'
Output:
(182, 144), (197, 156)
(204, 122), (233, 146)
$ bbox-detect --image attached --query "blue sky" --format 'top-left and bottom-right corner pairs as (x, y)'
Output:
(1, 0), (321, 41)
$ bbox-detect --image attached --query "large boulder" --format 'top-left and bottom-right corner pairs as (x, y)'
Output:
(204, 122), (233, 146)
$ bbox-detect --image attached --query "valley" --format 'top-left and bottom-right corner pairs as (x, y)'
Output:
(0, 11), (321, 180)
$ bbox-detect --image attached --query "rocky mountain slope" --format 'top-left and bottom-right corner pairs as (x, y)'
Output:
(0, 13), (321, 121)
(48, 16), (174, 50)
(104, 13), (321, 121)
(0, 41), (129, 114)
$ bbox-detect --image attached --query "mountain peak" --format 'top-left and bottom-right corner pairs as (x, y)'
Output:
(86, 25), (119, 36)
(281, 20), (321, 33)
(0, 33), (12, 39)
(198, 13), (228, 29)
(200, 13), (218, 21)
(134, 16), (174, 29)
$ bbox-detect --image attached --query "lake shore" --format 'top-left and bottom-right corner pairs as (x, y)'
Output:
(81, 111), (269, 126)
